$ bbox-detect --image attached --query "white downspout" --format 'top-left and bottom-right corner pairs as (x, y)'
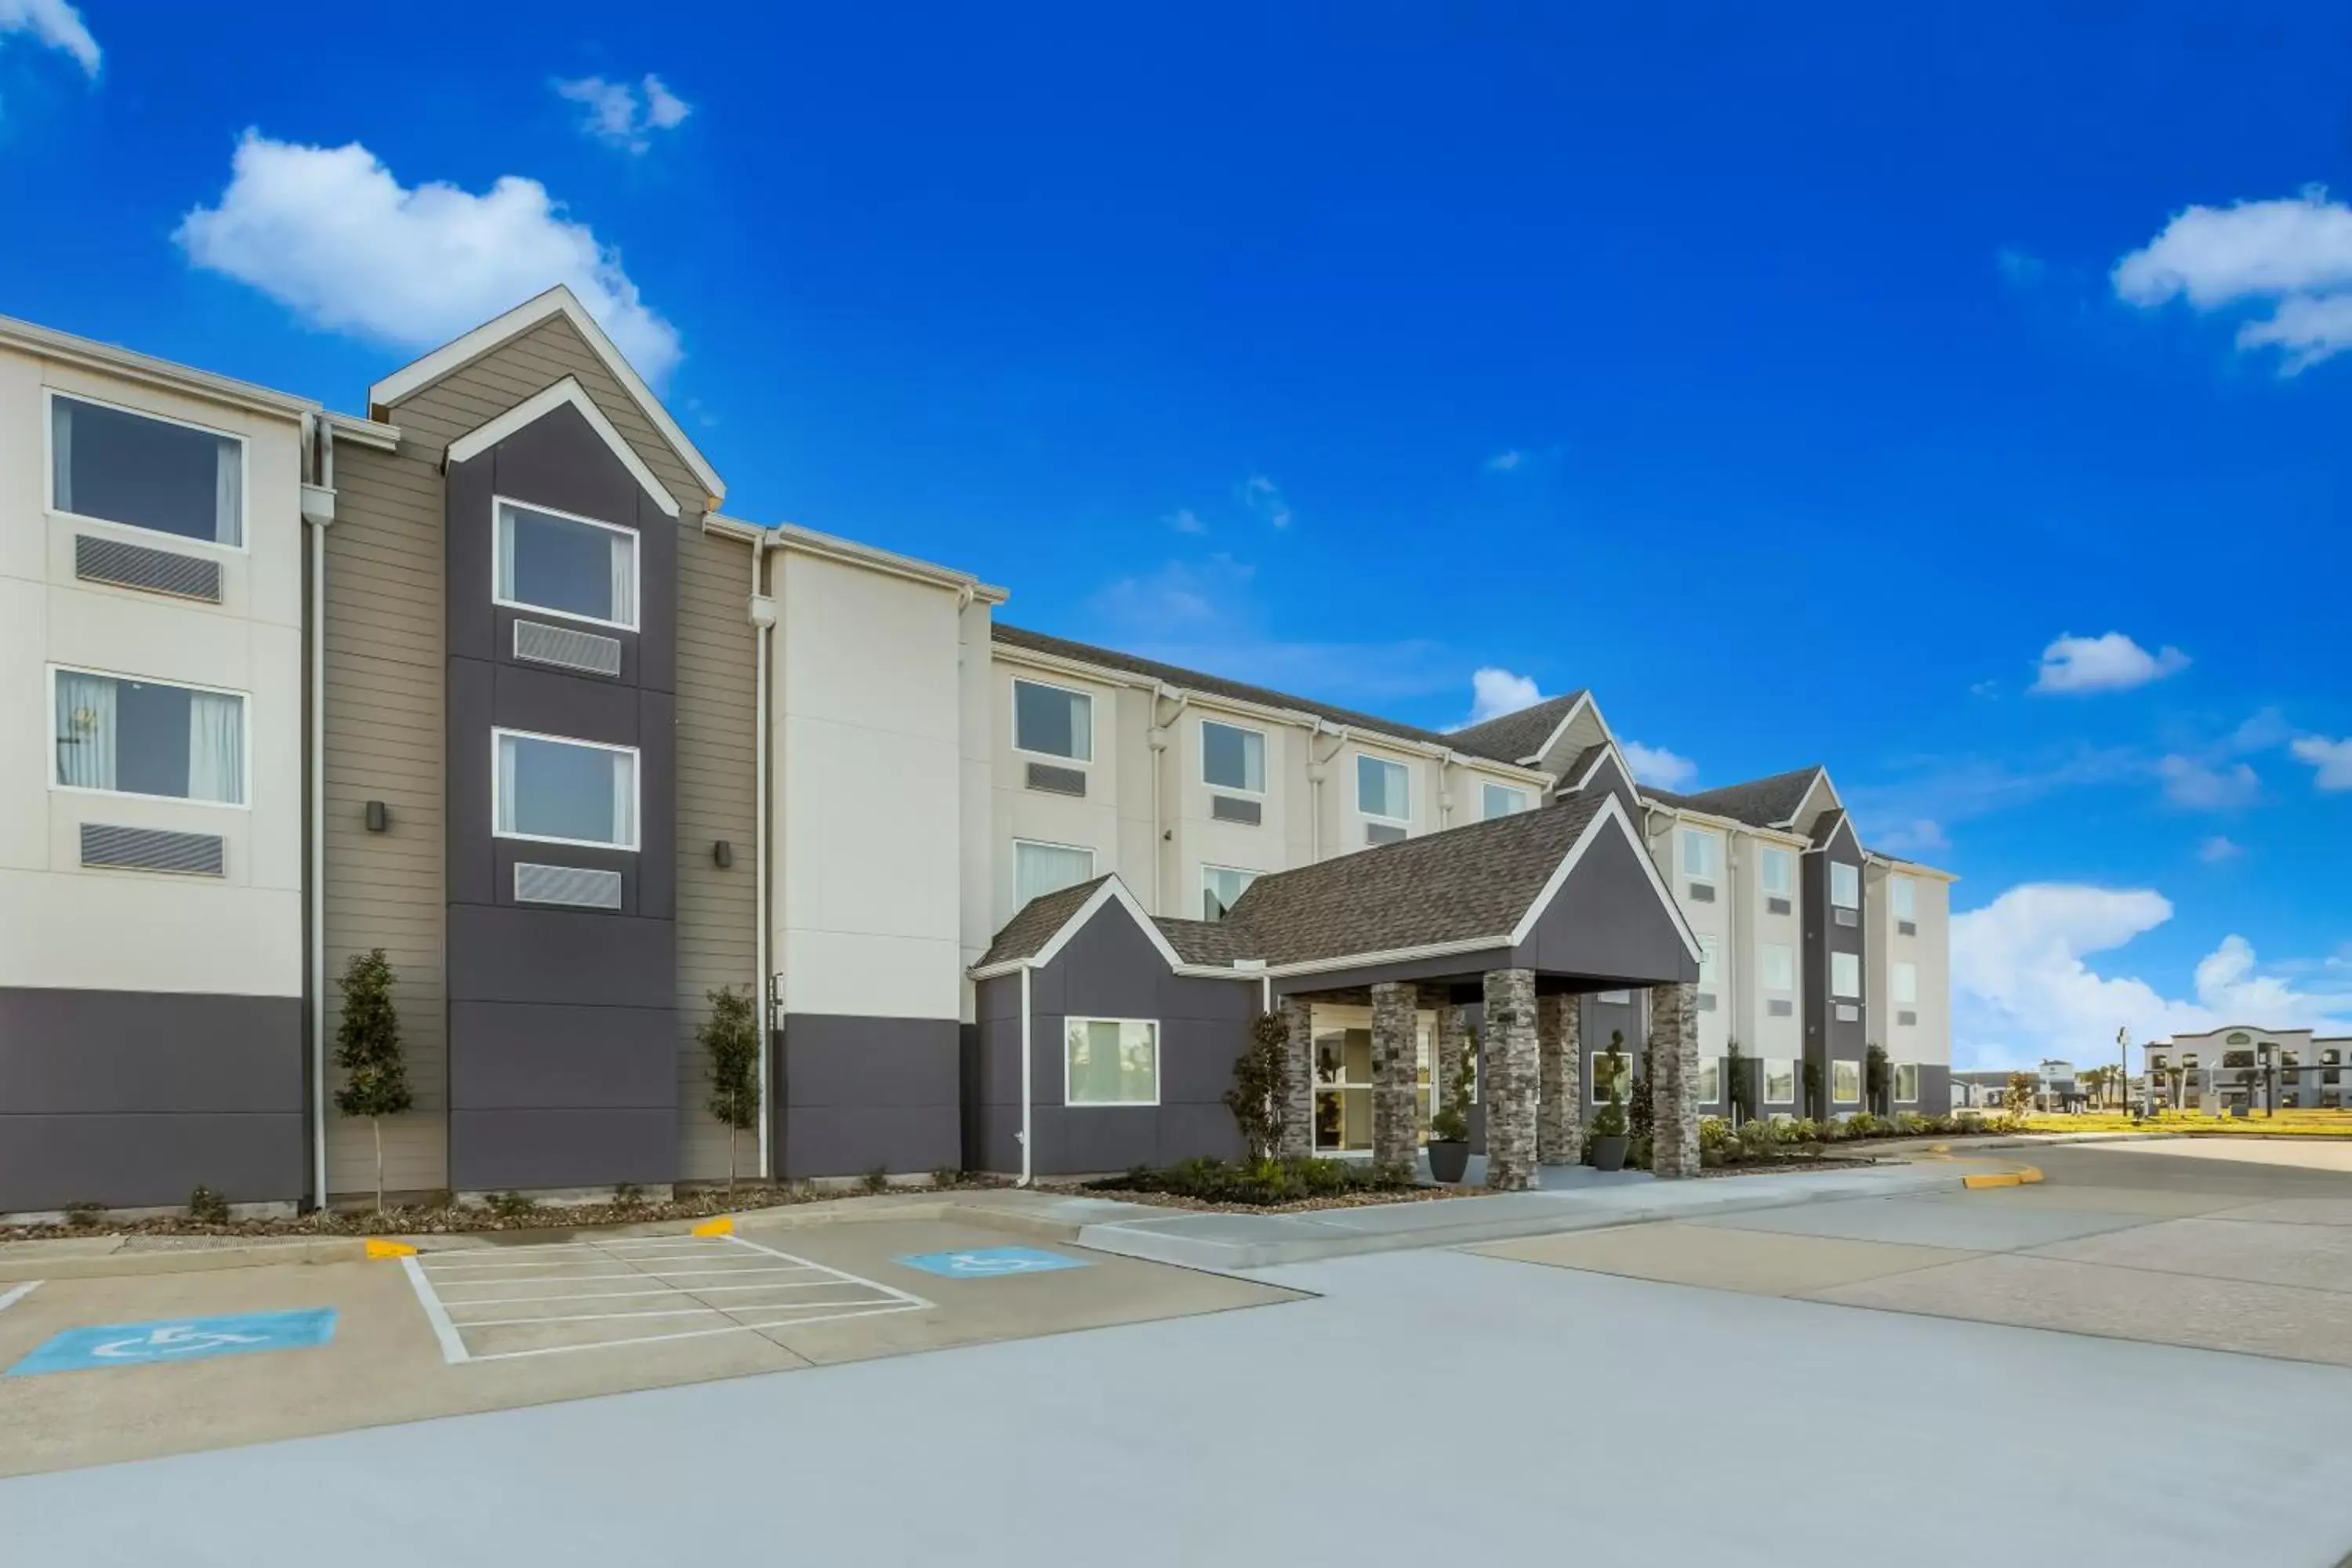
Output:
(750, 535), (777, 1180)
(1018, 962), (1035, 1187)
(1146, 686), (1187, 916)
(1307, 723), (1348, 864)
(307, 415), (332, 1209)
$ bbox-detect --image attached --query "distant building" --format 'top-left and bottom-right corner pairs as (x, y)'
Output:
(2147, 1028), (2352, 1113)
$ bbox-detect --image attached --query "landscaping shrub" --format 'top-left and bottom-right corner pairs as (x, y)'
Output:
(187, 1185), (231, 1224)
(484, 1191), (539, 1220)
(1736, 1116), (1783, 1161)
(862, 1167), (891, 1194)
(1086, 1156), (1416, 1207)
(1225, 1011), (1294, 1161)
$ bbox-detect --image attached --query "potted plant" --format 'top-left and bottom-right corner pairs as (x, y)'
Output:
(1590, 1035), (1632, 1171)
(1426, 1028), (1475, 1185)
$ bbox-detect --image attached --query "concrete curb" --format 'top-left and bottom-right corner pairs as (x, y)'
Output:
(0, 1237), (368, 1283)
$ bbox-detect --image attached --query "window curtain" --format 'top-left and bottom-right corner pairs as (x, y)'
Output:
(213, 437), (243, 547)
(495, 506), (518, 600)
(55, 671), (116, 789)
(611, 752), (637, 847)
(187, 691), (244, 804)
(1016, 843), (1094, 905)
(1066, 692), (1091, 764)
(50, 398), (73, 514)
(495, 734), (519, 834)
(610, 531), (634, 625)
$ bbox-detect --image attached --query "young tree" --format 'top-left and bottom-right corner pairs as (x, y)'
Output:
(2003, 1069), (2038, 1120)
(701, 986), (762, 1203)
(333, 948), (412, 1215)
(1724, 1037), (1749, 1127)
(1865, 1043), (1890, 1116)
(1801, 1058), (1824, 1120)
(1225, 1011), (1294, 1162)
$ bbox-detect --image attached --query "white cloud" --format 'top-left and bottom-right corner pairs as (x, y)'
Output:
(2198, 835), (2244, 864)
(1163, 508), (1205, 535)
(2031, 631), (2189, 695)
(1621, 740), (1697, 790)
(1877, 818), (1951, 856)
(1951, 883), (2351, 1069)
(1465, 668), (1543, 725)
(2114, 189), (2352, 372)
(554, 74), (692, 154)
(2156, 754), (2259, 811)
(1238, 474), (1292, 529)
(0, 0), (99, 75)
(1995, 247), (2045, 286)
(2291, 735), (2352, 790)
(1483, 449), (1524, 473)
(1089, 555), (1256, 630)
(176, 131), (682, 385)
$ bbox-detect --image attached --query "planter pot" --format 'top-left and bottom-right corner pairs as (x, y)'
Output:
(1592, 1135), (1630, 1173)
(1427, 1138), (1471, 1185)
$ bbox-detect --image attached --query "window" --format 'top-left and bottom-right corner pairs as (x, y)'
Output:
(1591, 1047), (1632, 1104)
(1696, 1057), (1721, 1105)
(1893, 961), (1918, 1006)
(1202, 865), (1259, 922)
(1760, 847), (1795, 898)
(1832, 1058), (1861, 1104)
(1764, 1059), (1797, 1104)
(1065, 1018), (1159, 1106)
(1482, 782), (1530, 819)
(494, 499), (638, 630)
(1682, 829), (1720, 884)
(1890, 876), (1917, 922)
(1013, 679), (1092, 762)
(1831, 951), (1860, 998)
(1697, 935), (1719, 989)
(1357, 754), (1410, 822)
(49, 393), (244, 546)
(1761, 942), (1794, 993)
(1596, 989), (1632, 1005)
(52, 667), (246, 805)
(1014, 839), (1094, 906)
(1895, 1062), (1920, 1103)
(1200, 719), (1265, 793)
(1831, 861), (1860, 909)
(494, 730), (638, 848)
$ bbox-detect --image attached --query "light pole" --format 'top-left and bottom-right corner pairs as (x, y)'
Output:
(2116, 1025), (2130, 1117)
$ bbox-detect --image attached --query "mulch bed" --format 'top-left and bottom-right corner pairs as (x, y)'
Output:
(1697, 1159), (1865, 1178)
(1043, 1181), (1472, 1215)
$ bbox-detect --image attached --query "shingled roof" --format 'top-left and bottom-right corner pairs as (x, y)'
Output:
(1445, 692), (1592, 767)
(975, 874), (1113, 968)
(1646, 765), (1825, 830)
(991, 622), (1540, 768)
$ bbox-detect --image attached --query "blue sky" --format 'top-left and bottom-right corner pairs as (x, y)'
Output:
(4, 2), (2348, 1065)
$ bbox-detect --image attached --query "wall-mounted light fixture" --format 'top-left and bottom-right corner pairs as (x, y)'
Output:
(365, 800), (390, 833)
(713, 840), (735, 869)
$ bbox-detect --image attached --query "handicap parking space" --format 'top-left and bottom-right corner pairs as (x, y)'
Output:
(0, 1216), (1303, 1478)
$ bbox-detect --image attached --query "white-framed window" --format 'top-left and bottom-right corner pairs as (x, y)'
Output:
(1357, 754), (1410, 822)
(1590, 1047), (1633, 1104)
(1202, 864), (1259, 922)
(493, 728), (639, 849)
(1764, 1059), (1797, 1105)
(1482, 782), (1530, 819)
(1682, 828), (1720, 885)
(1831, 951), (1860, 999)
(1595, 989), (1633, 1004)
(1697, 934), (1720, 989)
(1831, 1058), (1861, 1104)
(1200, 719), (1265, 793)
(1014, 838), (1095, 906)
(1893, 961), (1918, 1007)
(1831, 860), (1860, 909)
(1760, 846), (1795, 899)
(1895, 1062), (1921, 1103)
(1065, 1017), (1160, 1106)
(493, 497), (639, 630)
(1012, 678), (1093, 763)
(1890, 875), (1917, 922)
(50, 666), (249, 807)
(47, 390), (245, 549)
(1761, 942), (1794, 993)
(1696, 1056), (1722, 1105)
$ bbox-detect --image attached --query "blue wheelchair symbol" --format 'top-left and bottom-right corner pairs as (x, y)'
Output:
(895, 1247), (1092, 1279)
(9, 1308), (339, 1376)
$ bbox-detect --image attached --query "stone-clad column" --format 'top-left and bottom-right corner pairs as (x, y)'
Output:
(1537, 993), (1583, 1165)
(1370, 982), (1419, 1171)
(1279, 994), (1315, 1160)
(1648, 981), (1700, 1178)
(1483, 968), (1538, 1190)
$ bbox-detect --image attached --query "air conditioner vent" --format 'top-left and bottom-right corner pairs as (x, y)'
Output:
(1897, 1009), (1918, 1026)
(514, 619), (623, 677)
(514, 862), (622, 909)
(1688, 881), (1716, 902)
(75, 534), (222, 603)
(1695, 993), (1717, 1012)
(1897, 919), (1918, 936)
(1025, 762), (1086, 797)
(1835, 907), (1860, 927)
(1835, 1003), (1860, 1022)
(80, 822), (223, 876)
(1766, 999), (1794, 1018)
(1210, 794), (1261, 826)
(1365, 822), (1408, 846)
(1766, 896), (1792, 916)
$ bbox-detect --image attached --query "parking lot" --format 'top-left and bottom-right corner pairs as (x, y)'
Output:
(0, 1214), (1301, 1478)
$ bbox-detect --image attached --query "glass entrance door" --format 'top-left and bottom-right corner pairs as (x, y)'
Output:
(1311, 1006), (1440, 1152)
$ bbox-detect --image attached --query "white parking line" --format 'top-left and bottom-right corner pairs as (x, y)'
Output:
(400, 1233), (931, 1364)
(0, 1280), (42, 1315)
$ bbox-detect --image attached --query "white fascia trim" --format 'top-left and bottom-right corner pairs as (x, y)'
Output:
(445, 378), (681, 519)
(1802, 813), (1863, 859)
(1261, 935), (1508, 980)
(1639, 797), (1811, 848)
(1516, 691), (1597, 767)
(749, 518), (1008, 603)
(1508, 793), (1705, 964)
(1776, 767), (1838, 829)
(368, 285), (724, 506)
(323, 411), (401, 452)
(1862, 850), (1959, 882)
(967, 876), (1189, 983)
(2, 312), (315, 423)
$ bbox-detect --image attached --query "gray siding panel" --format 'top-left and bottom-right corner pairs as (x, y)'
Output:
(778, 1015), (961, 1178)
(449, 1109), (676, 1191)
(1512, 828), (1699, 984)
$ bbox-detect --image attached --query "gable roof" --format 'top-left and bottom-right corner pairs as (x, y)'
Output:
(368, 285), (724, 508)
(1646, 765), (1826, 830)
(975, 875), (1113, 969)
(444, 377), (680, 518)
(990, 622), (1535, 768)
(1447, 692), (1593, 767)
